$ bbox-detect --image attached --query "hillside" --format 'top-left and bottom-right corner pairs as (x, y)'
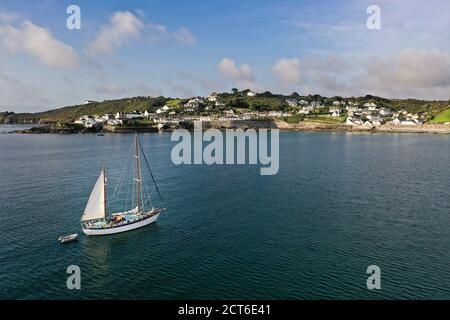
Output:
(0, 96), (168, 123)
(430, 109), (450, 123)
(1, 92), (449, 124)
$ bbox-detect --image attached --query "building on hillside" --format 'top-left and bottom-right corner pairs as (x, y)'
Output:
(298, 106), (315, 114)
(268, 111), (283, 117)
(207, 92), (218, 102)
(298, 99), (309, 105)
(330, 107), (342, 117)
(379, 107), (391, 116)
(346, 117), (363, 125)
(286, 99), (298, 107)
(184, 98), (202, 109)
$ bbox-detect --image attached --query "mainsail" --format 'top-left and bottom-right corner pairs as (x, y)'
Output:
(81, 169), (106, 222)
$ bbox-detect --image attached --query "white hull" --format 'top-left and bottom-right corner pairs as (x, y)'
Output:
(83, 213), (160, 236)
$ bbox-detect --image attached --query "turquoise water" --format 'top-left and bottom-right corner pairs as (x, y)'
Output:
(0, 130), (449, 299)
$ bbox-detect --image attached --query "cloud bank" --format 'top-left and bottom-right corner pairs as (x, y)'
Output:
(0, 19), (78, 68)
(217, 58), (256, 89)
(87, 11), (196, 56)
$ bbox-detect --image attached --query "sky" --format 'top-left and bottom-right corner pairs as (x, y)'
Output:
(0, 0), (450, 112)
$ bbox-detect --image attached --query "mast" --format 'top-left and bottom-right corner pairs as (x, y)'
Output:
(134, 133), (143, 212)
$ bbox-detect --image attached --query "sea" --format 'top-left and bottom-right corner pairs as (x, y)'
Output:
(0, 125), (449, 299)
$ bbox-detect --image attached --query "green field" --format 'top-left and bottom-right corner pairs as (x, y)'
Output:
(430, 109), (450, 123)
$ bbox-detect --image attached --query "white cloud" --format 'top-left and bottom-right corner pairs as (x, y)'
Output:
(364, 49), (450, 88)
(0, 20), (78, 68)
(146, 24), (195, 46)
(217, 58), (255, 89)
(281, 49), (450, 99)
(86, 11), (144, 55)
(272, 58), (300, 86)
(147, 23), (169, 43)
(87, 11), (196, 55)
(173, 27), (195, 46)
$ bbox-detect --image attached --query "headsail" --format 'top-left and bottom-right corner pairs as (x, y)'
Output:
(81, 169), (106, 222)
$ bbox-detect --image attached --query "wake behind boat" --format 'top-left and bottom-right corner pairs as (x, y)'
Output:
(81, 133), (165, 236)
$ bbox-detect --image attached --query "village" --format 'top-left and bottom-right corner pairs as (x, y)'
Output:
(73, 90), (431, 130)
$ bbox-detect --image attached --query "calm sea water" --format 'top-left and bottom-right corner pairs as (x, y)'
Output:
(0, 124), (39, 134)
(0, 128), (449, 299)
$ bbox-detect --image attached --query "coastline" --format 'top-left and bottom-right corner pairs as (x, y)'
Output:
(5, 120), (450, 135)
(272, 120), (450, 134)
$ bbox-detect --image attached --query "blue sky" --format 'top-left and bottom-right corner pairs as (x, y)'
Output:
(1, 0), (450, 112)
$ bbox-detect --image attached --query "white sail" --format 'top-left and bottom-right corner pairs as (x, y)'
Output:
(81, 170), (106, 222)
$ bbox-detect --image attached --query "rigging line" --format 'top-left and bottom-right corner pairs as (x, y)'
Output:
(138, 139), (164, 203)
(143, 176), (154, 209)
(110, 142), (133, 204)
(126, 144), (134, 211)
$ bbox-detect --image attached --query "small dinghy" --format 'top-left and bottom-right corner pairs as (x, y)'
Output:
(58, 234), (78, 243)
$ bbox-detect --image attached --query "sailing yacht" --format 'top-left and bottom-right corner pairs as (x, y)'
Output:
(81, 133), (164, 236)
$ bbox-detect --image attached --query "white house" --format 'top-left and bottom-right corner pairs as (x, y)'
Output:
(400, 120), (417, 125)
(75, 116), (100, 128)
(392, 118), (401, 125)
(246, 90), (257, 97)
(125, 113), (142, 119)
(330, 107), (341, 117)
(107, 119), (123, 126)
(207, 92), (218, 102)
(268, 111), (283, 117)
(184, 98), (201, 109)
(346, 117), (363, 125)
(286, 99), (298, 107)
(309, 101), (323, 108)
(370, 116), (383, 126)
(379, 108), (391, 116)
(298, 106), (315, 114)
(298, 100), (309, 105)
(363, 102), (377, 110)
(346, 106), (361, 112)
